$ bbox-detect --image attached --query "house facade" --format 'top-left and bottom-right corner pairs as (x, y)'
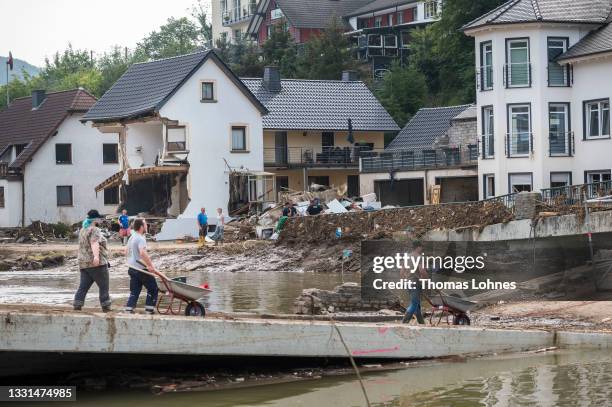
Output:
(0, 89), (119, 227)
(359, 105), (479, 206)
(242, 67), (399, 197)
(82, 51), (270, 238)
(464, 0), (612, 199)
(212, 0), (262, 44)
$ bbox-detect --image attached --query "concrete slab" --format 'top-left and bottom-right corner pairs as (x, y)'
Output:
(2, 311), (609, 362)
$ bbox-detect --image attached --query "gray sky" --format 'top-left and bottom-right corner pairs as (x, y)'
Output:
(0, 0), (208, 66)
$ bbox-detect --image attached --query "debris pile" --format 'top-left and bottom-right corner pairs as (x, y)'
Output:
(0, 221), (74, 243)
(278, 200), (514, 245)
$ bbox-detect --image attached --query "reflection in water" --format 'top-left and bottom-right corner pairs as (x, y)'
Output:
(39, 349), (611, 407)
(0, 268), (358, 314)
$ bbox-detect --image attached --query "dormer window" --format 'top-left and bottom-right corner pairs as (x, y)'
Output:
(201, 81), (215, 102)
(166, 125), (187, 152)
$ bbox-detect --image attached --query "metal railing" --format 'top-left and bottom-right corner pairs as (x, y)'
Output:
(541, 180), (612, 206)
(222, 2), (257, 25)
(477, 65), (493, 90)
(360, 146), (478, 173)
(505, 132), (533, 157)
(504, 62), (531, 87)
(264, 146), (385, 167)
(482, 192), (518, 210)
(480, 134), (494, 158)
(549, 131), (573, 157)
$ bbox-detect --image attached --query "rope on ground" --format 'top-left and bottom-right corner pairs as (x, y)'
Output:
(331, 322), (371, 407)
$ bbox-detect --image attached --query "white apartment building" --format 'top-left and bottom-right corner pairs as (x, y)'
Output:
(212, 0), (261, 44)
(464, 0), (612, 199)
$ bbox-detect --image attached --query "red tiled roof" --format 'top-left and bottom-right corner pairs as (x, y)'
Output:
(0, 89), (97, 169)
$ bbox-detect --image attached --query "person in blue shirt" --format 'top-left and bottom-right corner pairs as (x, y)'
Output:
(118, 209), (130, 245)
(197, 208), (208, 246)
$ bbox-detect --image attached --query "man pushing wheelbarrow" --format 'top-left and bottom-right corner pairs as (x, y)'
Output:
(124, 218), (158, 314)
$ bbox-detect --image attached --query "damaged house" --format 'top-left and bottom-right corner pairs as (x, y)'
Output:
(359, 104), (479, 206)
(0, 89), (119, 227)
(82, 50), (271, 238)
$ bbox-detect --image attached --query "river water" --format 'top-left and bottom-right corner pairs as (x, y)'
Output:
(27, 349), (611, 406)
(0, 266), (358, 313)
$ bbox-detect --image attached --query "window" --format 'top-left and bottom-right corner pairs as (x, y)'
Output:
(509, 173), (532, 193)
(480, 41), (493, 90)
(397, 11), (403, 24)
(368, 34), (382, 47)
(201, 81), (215, 101)
(231, 126), (247, 151)
(482, 106), (494, 158)
(550, 172), (571, 188)
(384, 35), (398, 56)
(103, 144), (118, 164)
(584, 99), (610, 139)
(586, 170), (611, 184)
(484, 174), (495, 199)
(374, 16), (382, 28)
(104, 186), (119, 205)
(56, 186), (73, 207)
(508, 104), (531, 156)
(308, 176), (330, 187)
(55, 144), (72, 164)
(585, 170), (611, 197)
(506, 39), (530, 87)
(424, 1), (439, 18)
(166, 125), (187, 152)
(549, 103), (570, 156)
(15, 144), (27, 157)
(389, 13), (394, 26)
(548, 38), (569, 86)
(0, 186), (4, 208)
(400, 31), (411, 49)
(234, 29), (242, 41)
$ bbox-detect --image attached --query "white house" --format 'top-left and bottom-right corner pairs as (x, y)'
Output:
(0, 89), (119, 227)
(82, 50), (269, 239)
(464, 0), (612, 199)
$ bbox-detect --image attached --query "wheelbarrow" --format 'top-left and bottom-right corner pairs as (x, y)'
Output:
(134, 260), (212, 317)
(425, 290), (477, 326)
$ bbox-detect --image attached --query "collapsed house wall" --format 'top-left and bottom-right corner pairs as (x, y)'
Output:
(124, 122), (163, 168)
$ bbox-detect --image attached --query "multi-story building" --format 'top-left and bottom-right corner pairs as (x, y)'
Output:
(212, 0), (261, 44)
(464, 0), (612, 199)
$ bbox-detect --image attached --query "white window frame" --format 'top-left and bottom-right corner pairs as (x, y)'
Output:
(482, 106), (494, 158)
(549, 103), (570, 156)
(508, 104), (531, 157)
(397, 11), (403, 24)
(586, 170), (611, 184)
(506, 38), (530, 88)
(509, 173), (533, 193)
(424, 1), (439, 19)
(166, 125), (188, 152)
(584, 99), (610, 139)
(547, 37), (569, 87)
(550, 172), (571, 188)
(200, 80), (216, 102)
(484, 174), (495, 199)
(367, 34), (382, 48)
(480, 41), (493, 90)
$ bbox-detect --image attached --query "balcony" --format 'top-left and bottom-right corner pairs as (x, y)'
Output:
(504, 62), (531, 88)
(264, 146), (384, 168)
(549, 131), (573, 157)
(360, 146), (478, 173)
(222, 2), (257, 26)
(505, 132), (533, 157)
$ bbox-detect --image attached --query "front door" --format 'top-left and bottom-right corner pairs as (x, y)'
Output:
(275, 131), (288, 165)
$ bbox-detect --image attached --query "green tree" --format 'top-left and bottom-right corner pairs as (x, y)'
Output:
(262, 24), (298, 77)
(298, 17), (354, 80)
(191, 0), (213, 46)
(377, 63), (428, 127)
(134, 17), (201, 60)
(97, 46), (136, 95)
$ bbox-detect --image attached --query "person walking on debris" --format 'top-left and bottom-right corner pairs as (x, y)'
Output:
(210, 208), (225, 245)
(73, 209), (112, 312)
(125, 218), (158, 314)
(118, 209), (130, 245)
(197, 207), (208, 247)
(402, 240), (428, 325)
(307, 198), (323, 215)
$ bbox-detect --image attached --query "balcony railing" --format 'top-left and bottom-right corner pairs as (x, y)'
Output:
(476, 65), (493, 91)
(541, 180), (612, 205)
(505, 132), (533, 157)
(360, 146), (478, 173)
(504, 62), (531, 87)
(222, 2), (257, 26)
(264, 146), (384, 168)
(480, 134), (494, 158)
(549, 131), (573, 157)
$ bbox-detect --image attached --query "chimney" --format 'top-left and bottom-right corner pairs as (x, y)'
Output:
(342, 70), (358, 82)
(31, 90), (46, 109)
(263, 66), (281, 92)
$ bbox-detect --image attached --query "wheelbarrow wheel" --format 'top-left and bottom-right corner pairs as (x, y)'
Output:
(185, 302), (206, 317)
(453, 314), (470, 325)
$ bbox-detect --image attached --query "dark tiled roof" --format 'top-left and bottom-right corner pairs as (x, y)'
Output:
(558, 22), (612, 60)
(241, 78), (400, 131)
(346, 0), (417, 18)
(0, 89), (96, 169)
(83, 50), (266, 122)
(463, 0), (612, 31)
(275, 0), (374, 29)
(386, 105), (472, 151)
